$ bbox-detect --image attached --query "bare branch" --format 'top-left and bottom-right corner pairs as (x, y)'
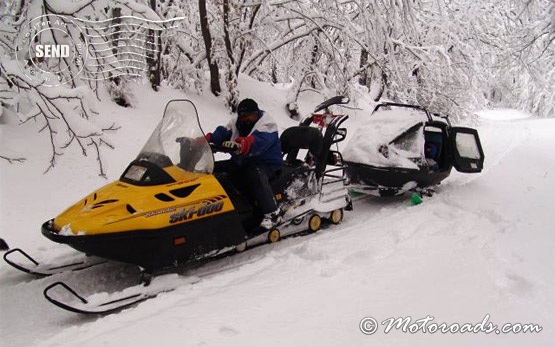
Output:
(0, 155), (26, 164)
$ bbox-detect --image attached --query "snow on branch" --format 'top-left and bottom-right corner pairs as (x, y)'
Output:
(2, 63), (119, 176)
(0, 0), (185, 176)
(0, 2), (124, 177)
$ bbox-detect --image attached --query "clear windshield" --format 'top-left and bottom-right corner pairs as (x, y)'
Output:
(138, 100), (214, 174)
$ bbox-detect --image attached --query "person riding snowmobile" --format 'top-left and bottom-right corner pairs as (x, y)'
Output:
(207, 98), (283, 229)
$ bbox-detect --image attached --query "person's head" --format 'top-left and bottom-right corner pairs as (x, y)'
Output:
(236, 98), (260, 135)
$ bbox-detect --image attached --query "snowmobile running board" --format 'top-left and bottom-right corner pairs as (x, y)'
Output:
(3, 248), (108, 276)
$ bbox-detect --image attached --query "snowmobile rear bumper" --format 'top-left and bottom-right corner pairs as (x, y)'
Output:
(41, 211), (245, 271)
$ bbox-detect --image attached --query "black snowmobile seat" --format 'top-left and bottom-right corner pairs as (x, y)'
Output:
(279, 126), (324, 167)
(424, 129), (443, 171)
(424, 130), (443, 160)
(425, 142), (439, 160)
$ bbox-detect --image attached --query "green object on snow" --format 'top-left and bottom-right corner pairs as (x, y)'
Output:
(347, 188), (365, 198)
(410, 193), (423, 205)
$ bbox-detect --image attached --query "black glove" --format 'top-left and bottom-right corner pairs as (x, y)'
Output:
(222, 141), (241, 153)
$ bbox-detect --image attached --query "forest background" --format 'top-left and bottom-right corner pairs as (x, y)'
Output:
(1, 0), (553, 173)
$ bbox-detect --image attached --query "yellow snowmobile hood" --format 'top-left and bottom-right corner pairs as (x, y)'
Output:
(53, 167), (234, 236)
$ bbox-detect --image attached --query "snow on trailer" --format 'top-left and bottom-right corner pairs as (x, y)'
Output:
(343, 104), (431, 169)
(343, 102), (484, 197)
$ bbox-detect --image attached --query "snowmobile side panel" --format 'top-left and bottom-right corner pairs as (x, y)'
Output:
(43, 208), (245, 271)
(449, 127), (485, 173)
(52, 172), (234, 236)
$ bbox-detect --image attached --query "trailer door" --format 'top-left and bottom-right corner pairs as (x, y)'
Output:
(450, 127), (485, 173)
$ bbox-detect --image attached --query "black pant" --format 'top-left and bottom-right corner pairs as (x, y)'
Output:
(214, 160), (280, 214)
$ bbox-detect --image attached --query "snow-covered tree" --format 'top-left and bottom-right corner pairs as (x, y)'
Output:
(2, 0), (553, 175)
(0, 0), (167, 175)
(485, 0), (555, 117)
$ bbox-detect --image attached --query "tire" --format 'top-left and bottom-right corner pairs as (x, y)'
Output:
(308, 214), (322, 232)
(268, 228), (281, 243)
(329, 209), (343, 224)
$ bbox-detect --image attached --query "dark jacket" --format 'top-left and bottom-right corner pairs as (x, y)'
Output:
(210, 111), (282, 167)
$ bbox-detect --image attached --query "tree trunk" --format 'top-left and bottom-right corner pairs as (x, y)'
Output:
(359, 48), (369, 86)
(222, 0), (235, 66)
(147, 0), (161, 91)
(199, 0), (221, 96)
(309, 43), (319, 89)
(222, 0), (239, 110)
(360, 63), (386, 102)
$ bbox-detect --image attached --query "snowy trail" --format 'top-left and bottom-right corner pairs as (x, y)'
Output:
(2, 112), (554, 347)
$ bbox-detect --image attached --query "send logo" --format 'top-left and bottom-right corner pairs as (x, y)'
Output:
(35, 44), (71, 58)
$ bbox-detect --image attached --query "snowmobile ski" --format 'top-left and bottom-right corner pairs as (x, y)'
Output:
(43, 281), (164, 314)
(43, 271), (203, 314)
(3, 248), (107, 276)
(42, 247), (284, 315)
(0, 238), (9, 251)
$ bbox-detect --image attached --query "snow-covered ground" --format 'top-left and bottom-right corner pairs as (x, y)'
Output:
(1, 80), (553, 347)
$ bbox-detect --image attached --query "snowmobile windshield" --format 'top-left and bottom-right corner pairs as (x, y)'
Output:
(136, 100), (214, 174)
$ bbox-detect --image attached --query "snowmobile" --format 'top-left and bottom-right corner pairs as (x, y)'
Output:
(343, 102), (485, 197)
(2, 98), (350, 313)
(35, 98), (349, 274)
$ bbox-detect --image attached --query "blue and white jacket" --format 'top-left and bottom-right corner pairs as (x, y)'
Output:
(210, 111), (283, 167)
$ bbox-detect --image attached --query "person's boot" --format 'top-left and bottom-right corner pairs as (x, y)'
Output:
(260, 209), (282, 229)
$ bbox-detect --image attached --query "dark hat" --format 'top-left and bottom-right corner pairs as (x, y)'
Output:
(237, 98), (259, 115)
